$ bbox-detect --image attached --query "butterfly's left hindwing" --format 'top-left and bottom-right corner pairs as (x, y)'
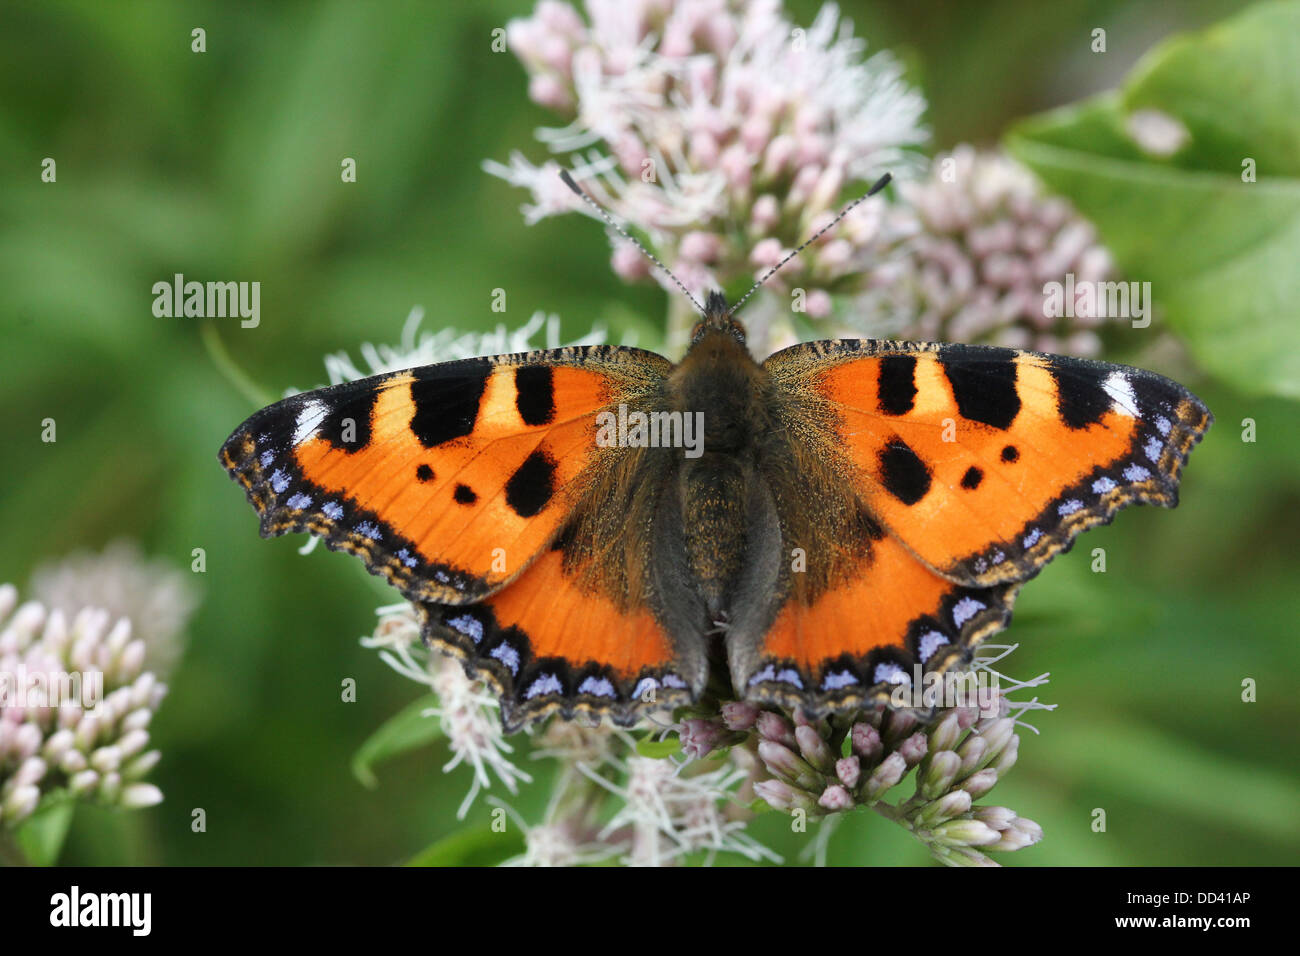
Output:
(420, 545), (696, 732)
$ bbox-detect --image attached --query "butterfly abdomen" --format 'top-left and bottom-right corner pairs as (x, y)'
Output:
(667, 329), (774, 616)
(679, 457), (751, 616)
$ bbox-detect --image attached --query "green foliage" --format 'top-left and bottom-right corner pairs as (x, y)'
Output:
(634, 735), (684, 760)
(407, 823), (525, 867)
(352, 694), (444, 789)
(12, 796), (76, 867)
(1007, 1), (1300, 397)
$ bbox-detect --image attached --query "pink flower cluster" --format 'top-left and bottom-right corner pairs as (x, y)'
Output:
(488, 0), (928, 332)
(877, 146), (1118, 356)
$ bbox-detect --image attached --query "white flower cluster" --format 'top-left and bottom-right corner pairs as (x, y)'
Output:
(364, 603), (531, 820)
(317, 307), (609, 387)
(31, 539), (197, 677)
(1, 584), (166, 828)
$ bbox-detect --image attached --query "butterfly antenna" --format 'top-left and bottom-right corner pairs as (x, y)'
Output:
(559, 169), (706, 316)
(726, 172), (893, 318)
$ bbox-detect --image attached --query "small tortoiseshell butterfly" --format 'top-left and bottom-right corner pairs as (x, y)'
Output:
(219, 179), (1211, 732)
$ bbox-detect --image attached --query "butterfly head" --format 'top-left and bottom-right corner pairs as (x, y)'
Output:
(689, 291), (747, 347)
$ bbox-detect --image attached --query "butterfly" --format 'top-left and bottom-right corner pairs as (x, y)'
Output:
(219, 287), (1211, 732)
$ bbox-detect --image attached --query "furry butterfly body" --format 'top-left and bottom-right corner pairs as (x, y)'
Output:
(220, 292), (1210, 730)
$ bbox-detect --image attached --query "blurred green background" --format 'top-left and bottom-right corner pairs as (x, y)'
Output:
(1, 0), (1296, 866)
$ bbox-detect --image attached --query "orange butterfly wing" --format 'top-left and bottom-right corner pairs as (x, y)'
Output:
(219, 346), (671, 604)
(734, 340), (1210, 711)
(421, 546), (692, 730)
(743, 534), (1015, 711)
(766, 341), (1212, 587)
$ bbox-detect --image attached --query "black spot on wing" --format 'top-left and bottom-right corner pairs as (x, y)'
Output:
(1001, 445), (1019, 463)
(410, 360), (491, 448)
(514, 366), (556, 427)
(961, 466), (983, 489)
(454, 484), (478, 505)
(879, 439), (931, 506)
(505, 449), (557, 518)
(940, 345), (1021, 429)
(416, 464), (435, 483)
(319, 388), (376, 451)
(877, 355), (917, 415)
(1049, 360), (1111, 429)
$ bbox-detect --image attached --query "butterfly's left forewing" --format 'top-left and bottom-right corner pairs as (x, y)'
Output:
(219, 345), (670, 604)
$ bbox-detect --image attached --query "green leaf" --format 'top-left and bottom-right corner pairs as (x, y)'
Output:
(635, 736), (683, 759)
(1006, 1), (1300, 398)
(351, 694), (444, 789)
(406, 823), (524, 867)
(12, 794), (76, 866)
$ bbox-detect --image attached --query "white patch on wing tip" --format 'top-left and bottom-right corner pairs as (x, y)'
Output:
(1124, 463), (1151, 483)
(293, 399), (328, 446)
(1092, 476), (1117, 494)
(1058, 498), (1084, 516)
(1103, 372), (1138, 417)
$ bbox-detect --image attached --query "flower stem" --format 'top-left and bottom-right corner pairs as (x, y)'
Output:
(200, 319), (275, 407)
